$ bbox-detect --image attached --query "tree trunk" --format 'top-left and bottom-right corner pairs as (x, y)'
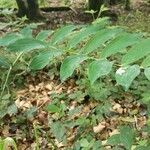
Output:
(15, 0), (44, 20)
(109, 0), (117, 5)
(125, 0), (130, 10)
(88, 0), (104, 17)
(16, 0), (28, 17)
(88, 0), (104, 12)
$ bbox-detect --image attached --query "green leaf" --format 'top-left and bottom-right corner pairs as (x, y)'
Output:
(60, 54), (87, 82)
(20, 26), (33, 38)
(30, 50), (62, 70)
(141, 92), (150, 104)
(67, 20), (108, 49)
(93, 141), (102, 150)
(4, 137), (17, 150)
(75, 116), (90, 126)
(0, 33), (22, 46)
(120, 126), (134, 150)
(82, 28), (122, 54)
(1, 94), (11, 100)
(47, 104), (60, 113)
(88, 59), (113, 84)
(141, 55), (150, 68)
(7, 38), (46, 52)
(51, 121), (66, 142)
(92, 17), (110, 25)
(144, 67), (150, 81)
(51, 25), (77, 44)
(122, 38), (150, 65)
(0, 138), (4, 150)
(80, 139), (89, 148)
(115, 65), (140, 91)
(101, 33), (142, 58)
(74, 142), (81, 150)
(107, 126), (134, 149)
(0, 56), (11, 68)
(36, 30), (53, 41)
(25, 107), (37, 119)
(107, 134), (121, 145)
(136, 146), (150, 150)
(7, 104), (18, 116)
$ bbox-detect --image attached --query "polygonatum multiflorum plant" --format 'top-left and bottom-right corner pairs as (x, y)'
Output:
(0, 17), (150, 97)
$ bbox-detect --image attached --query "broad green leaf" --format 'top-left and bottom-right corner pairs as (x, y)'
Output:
(47, 104), (60, 113)
(7, 38), (46, 52)
(75, 116), (90, 126)
(0, 138), (4, 150)
(67, 20), (108, 49)
(93, 141), (102, 150)
(67, 25), (99, 49)
(101, 33), (142, 58)
(144, 67), (150, 81)
(120, 126), (134, 150)
(60, 55), (87, 81)
(88, 59), (113, 84)
(7, 104), (18, 116)
(20, 26), (33, 38)
(107, 126), (134, 149)
(30, 50), (62, 70)
(82, 28), (122, 54)
(141, 55), (150, 68)
(0, 56), (11, 68)
(115, 65), (140, 91)
(0, 33), (22, 46)
(25, 107), (37, 119)
(80, 139), (89, 148)
(136, 146), (150, 150)
(51, 25), (77, 44)
(107, 134), (121, 145)
(74, 142), (81, 150)
(141, 92), (150, 104)
(51, 121), (66, 142)
(122, 38), (150, 65)
(36, 30), (53, 41)
(92, 17), (110, 25)
(1, 94), (11, 100)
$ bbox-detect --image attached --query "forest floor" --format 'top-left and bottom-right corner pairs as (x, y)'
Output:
(0, 0), (150, 149)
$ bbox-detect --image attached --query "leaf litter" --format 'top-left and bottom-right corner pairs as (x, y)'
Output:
(0, 70), (148, 149)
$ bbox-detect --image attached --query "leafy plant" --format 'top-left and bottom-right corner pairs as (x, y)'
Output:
(107, 126), (135, 149)
(0, 17), (150, 98)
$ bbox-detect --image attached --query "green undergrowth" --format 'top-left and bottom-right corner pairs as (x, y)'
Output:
(118, 9), (150, 33)
(0, 11), (150, 150)
(0, 0), (16, 8)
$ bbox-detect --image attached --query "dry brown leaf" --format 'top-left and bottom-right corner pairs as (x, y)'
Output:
(45, 84), (53, 91)
(109, 129), (119, 136)
(38, 111), (48, 123)
(55, 139), (65, 148)
(93, 122), (106, 133)
(2, 125), (10, 136)
(113, 103), (121, 110)
(82, 105), (90, 114)
(15, 98), (32, 110)
(113, 103), (123, 114)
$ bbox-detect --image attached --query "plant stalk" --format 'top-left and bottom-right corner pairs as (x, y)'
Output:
(0, 52), (23, 99)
